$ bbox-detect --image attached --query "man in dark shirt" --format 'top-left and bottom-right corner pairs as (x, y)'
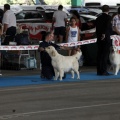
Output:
(38, 32), (65, 79)
(96, 5), (112, 76)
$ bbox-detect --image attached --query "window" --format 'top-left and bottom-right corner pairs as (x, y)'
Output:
(16, 12), (25, 19)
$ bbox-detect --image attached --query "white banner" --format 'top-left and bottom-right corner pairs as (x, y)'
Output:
(0, 35), (120, 50)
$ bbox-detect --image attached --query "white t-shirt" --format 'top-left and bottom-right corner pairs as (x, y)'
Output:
(68, 26), (79, 43)
(53, 10), (67, 27)
(2, 10), (16, 28)
(112, 15), (120, 33)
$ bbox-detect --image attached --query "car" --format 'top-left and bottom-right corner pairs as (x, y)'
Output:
(67, 7), (102, 16)
(20, 5), (70, 15)
(16, 9), (54, 40)
(16, 10), (45, 23)
(79, 14), (96, 40)
(16, 6), (70, 23)
(16, 9), (97, 41)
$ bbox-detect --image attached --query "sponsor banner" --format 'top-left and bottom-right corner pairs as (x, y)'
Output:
(111, 35), (120, 49)
(0, 45), (39, 50)
(17, 23), (96, 40)
(17, 23), (52, 39)
(0, 35), (120, 50)
(59, 38), (97, 47)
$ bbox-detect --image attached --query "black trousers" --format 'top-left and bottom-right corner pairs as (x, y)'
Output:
(3, 26), (16, 45)
(41, 65), (55, 80)
(97, 40), (111, 74)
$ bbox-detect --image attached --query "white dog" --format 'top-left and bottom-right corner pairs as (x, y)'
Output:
(109, 45), (120, 75)
(45, 46), (82, 81)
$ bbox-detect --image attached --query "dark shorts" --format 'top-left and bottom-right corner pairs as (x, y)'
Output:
(6, 26), (16, 36)
(54, 27), (65, 36)
(2, 26), (16, 45)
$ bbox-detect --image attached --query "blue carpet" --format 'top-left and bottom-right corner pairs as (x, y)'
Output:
(0, 72), (120, 87)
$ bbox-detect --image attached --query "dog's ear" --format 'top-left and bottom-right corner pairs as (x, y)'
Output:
(51, 50), (56, 57)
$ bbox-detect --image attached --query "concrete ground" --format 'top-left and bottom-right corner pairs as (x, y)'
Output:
(0, 65), (120, 120)
(0, 48), (120, 120)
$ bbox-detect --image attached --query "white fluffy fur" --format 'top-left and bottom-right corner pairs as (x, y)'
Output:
(45, 46), (82, 81)
(109, 46), (120, 75)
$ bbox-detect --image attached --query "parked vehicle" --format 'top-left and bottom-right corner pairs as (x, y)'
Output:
(20, 5), (70, 15)
(67, 7), (102, 16)
(16, 8), (97, 41)
(84, 0), (120, 6)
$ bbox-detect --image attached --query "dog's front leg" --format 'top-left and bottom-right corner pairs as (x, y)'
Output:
(54, 69), (59, 80)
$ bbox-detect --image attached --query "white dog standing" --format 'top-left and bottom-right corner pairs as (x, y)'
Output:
(109, 45), (120, 75)
(45, 46), (82, 81)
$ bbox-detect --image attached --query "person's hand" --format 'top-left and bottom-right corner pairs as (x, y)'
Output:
(51, 26), (54, 31)
(40, 47), (45, 51)
(87, 22), (93, 26)
(101, 34), (105, 40)
(2, 32), (6, 36)
(60, 46), (65, 49)
(38, 47), (45, 52)
(75, 47), (81, 52)
(60, 46), (69, 50)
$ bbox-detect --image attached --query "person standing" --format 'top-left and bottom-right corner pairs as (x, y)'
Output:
(71, 10), (82, 29)
(0, 23), (2, 45)
(96, 5), (112, 76)
(66, 17), (80, 56)
(0, 23), (3, 76)
(52, 5), (67, 43)
(112, 7), (120, 35)
(2, 4), (16, 45)
(0, 9), (3, 24)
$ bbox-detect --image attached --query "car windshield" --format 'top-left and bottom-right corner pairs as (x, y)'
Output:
(16, 10), (44, 20)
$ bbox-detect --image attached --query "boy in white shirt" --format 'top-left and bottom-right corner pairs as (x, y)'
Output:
(2, 4), (16, 45)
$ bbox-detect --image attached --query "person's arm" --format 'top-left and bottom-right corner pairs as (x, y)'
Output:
(2, 12), (9, 34)
(38, 46), (45, 52)
(3, 24), (8, 34)
(0, 24), (3, 36)
(52, 12), (56, 30)
(64, 12), (68, 27)
(38, 42), (45, 52)
(64, 18), (68, 27)
(52, 17), (55, 30)
(65, 27), (70, 43)
(78, 27), (80, 41)
(113, 26), (120, 35)
(51, 42), (70, 51)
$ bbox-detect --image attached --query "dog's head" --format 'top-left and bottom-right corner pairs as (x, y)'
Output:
(45, 46), (57, 57)
(110, 46), (119, 54)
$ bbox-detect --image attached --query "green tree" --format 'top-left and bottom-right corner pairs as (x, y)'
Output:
(45, 0), (70, 5)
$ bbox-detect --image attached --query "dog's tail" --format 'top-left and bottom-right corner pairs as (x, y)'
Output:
(73, 50), (82, 60)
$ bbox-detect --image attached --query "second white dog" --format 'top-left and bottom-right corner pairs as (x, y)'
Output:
(45, 46), (82, 80)
(109, 45), (120, 75)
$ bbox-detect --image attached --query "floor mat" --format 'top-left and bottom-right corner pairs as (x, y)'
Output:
(0, 72), (120, 87)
